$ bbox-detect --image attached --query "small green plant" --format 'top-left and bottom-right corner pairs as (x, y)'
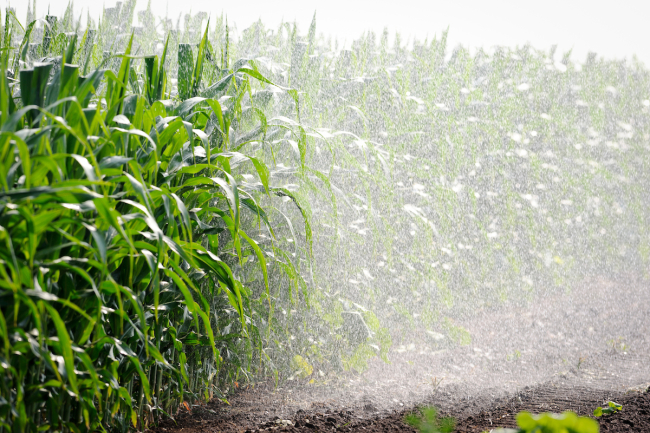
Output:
(493, 411), (598, 433)
(442, 318), (471, 346)
(422, 376), (445, 394)
(506, 350), (522, 361)
(607, 337), (629, 352)
(290, 354), (314, 379)
(404, 406), (455, 433)
(593, 401), (622, 417)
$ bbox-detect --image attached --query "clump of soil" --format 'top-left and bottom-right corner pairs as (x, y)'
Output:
(150, 383), (649, 433)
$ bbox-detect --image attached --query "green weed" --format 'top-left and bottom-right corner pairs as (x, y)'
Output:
(607, 336), (629, 352)
(404, 406), (455, 433)
(493, 411), (599, 433)
(593, 401), (622, 417)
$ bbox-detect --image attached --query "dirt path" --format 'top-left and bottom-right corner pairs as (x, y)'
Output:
(151, 276), (650, 432)
(151, 384), (649, 432)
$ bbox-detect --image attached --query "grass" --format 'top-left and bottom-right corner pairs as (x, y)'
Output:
(1, 1), (650, 431)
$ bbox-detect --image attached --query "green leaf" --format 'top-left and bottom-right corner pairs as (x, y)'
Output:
(192, 19), (210, 96)
(129, 356), (151, 402)
(202, 73), (234, 99)
(240, 230), (269, 300)
(172, 192), (192, 243)
(516, 411), (535, 429)
(178, 43), (194, 100)
(13, 20), (36, 77)
(175, 96), (207, 117)
(273, 187), (313, 259)
(43, 303), (79, 395)
(608, 401), (622, 410)
(575, 417), (599, 433)
(19, 63), (54, 108)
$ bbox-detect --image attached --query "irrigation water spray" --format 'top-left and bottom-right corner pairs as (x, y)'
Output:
(1, 1), (649, 430)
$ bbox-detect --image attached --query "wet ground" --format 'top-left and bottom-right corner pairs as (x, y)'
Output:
(152, 384), (649, 432)
(150, 275), (650, 432)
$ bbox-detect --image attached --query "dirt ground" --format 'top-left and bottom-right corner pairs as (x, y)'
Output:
(150, 275), (650, 432)
(150, 383), (649, 433)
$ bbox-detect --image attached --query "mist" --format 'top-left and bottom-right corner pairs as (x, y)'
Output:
(2, 1), (649, 431)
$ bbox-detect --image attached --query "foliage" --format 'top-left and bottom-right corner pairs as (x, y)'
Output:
(606, 337), (629, 353)
(9, 0), (650, 383)
(441, 317), (471, 346)
(404, 406), (455, 433)
(0, 7), (322, 432)
(593, 401), (622, 417)
(2, 2), (649, 430)
(493, 411), (599, 433)
(290, 354), (313, 378)
(251, 13), (650, 353)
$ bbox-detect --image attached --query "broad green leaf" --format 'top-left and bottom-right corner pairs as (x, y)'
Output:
(178, 43), (193, 100)
(43, 304), (79, 395)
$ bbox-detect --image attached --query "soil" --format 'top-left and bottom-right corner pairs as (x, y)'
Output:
(453, 384), (650, 432)
(150, 383), (650, 433)
(149, 276), (650, 433)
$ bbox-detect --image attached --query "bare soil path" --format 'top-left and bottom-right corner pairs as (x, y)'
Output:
(150, 276), (650, 432)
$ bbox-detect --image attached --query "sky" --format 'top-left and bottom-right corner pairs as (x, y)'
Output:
(5, 0), (650, 66)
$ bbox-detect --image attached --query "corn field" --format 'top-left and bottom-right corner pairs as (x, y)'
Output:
(2, 1), (650, 431)
(0, 3), (324, 431)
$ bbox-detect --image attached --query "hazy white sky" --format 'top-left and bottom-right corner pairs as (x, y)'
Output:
(5, 0), (649, 65)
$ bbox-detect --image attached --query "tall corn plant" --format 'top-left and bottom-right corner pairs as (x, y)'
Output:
(224, 17), (650, 368)
(0, 15), (313, 432)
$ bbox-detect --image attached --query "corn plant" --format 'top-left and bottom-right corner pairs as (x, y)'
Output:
(245, 17), (650, 356)
(160, 10), (649, 369)
(2, 5), (650, 432)
(0, 9), (320, 432)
